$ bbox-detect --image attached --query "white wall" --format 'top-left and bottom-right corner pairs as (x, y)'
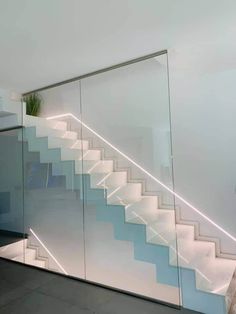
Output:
(169, 50), (236, 253)
(39, 82), (81, 117)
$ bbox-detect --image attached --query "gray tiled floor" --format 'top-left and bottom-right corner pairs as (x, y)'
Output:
(0, 258), (198, 314)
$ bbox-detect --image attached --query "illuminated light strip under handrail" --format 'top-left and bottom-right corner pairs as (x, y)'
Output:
(29, 228), (68, 275)
(46, 113), (236, 243)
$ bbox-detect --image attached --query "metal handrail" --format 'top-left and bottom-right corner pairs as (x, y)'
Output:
(23, 50), (167, 95)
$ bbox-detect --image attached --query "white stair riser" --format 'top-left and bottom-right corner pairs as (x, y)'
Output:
(47, 137), (89, 150)
(90, 172), (127, 189)
(107, 184), (142, 203)
(60, 148), (101, 161)
(36, 127), (77, 140)
(75, 160), (114, 174)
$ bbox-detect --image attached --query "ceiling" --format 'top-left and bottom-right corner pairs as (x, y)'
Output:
(0, 0), (235, 93)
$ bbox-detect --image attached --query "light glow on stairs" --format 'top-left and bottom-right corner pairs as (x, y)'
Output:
(46, 113), (236, 243)
(87, 161), (101, 173)
(96, 172), (112, 186)
(107, 186), (122, 199)
(29, 228), (68, 275)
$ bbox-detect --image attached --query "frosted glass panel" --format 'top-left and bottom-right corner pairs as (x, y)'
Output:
(22, 84), (85, 277)
(80, 54), (181, 305)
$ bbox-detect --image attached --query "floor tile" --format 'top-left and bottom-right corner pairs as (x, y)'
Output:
(0, 261), (57, 290)
(37, 276), (89, 308)
(0, 291), (77, 314)
(0, 278), (31, 308)
(96, 292), (179, 314)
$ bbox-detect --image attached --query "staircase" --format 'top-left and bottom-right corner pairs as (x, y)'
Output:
(0, 239), (48, 268)
(1, 113), (236, 314)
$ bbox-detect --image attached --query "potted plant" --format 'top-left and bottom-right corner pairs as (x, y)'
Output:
(23, 93), (42, 116)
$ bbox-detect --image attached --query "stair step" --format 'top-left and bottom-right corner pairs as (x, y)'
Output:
(146, 223), (195, 248)
(26, 258), (46, 268)
(79, 149), (101, 161)
(126, 207), (174, 226)
(124, 196), (159, 221)
(90, 171), (127, 189)
(60, 147), (101, 161)
(12, 247), (46, 268)
(0, 239), (27, 259)
(106, 183), (142, 204)
(13, 247), (36, 263)
(75, 160), (114, 174)
(147, 222), (176, 245)
(169, 239), (216, 273)
(36, 126), (78, 140)
(25, 115), (67, 131)
(47, 137), (89, 150)
(51, 120), (68, 131)
(176, 224), (195, 241)
(196, 257), (236, 295)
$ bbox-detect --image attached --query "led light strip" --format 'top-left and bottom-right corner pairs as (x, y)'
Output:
(46, 113), (236, 242)
(107, 186), (121, 199)
(30, 228), (68, 275)
(96, 172), (112, 186)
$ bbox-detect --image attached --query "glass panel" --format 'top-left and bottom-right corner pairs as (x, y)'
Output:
(0, 128), (25, 263)
(173, 62), (236, 314)
(22, 82), (85, 277)
(1, 52), (235, 313)
(80, 54), (181, 305)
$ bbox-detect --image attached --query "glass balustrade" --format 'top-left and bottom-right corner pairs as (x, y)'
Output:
(4, 51), (236, 313)
(22, 52), (181, 307)
(80, 53), (180, 305)
(0, 53), (181, 308)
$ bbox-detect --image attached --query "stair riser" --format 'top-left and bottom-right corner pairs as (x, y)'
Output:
(25, 116), (67, 131)
(90, 172), (127, 189)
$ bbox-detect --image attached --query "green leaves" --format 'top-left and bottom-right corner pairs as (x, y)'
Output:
(23, 93), (42, 116)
